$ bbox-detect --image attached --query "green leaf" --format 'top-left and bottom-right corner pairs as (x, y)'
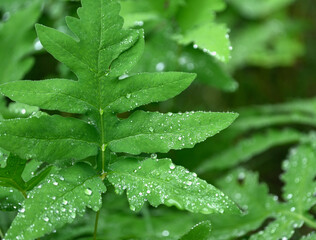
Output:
(177, 22), (231, 63)
(249, 216), (299, 240)
(0, 186), (24, 211)
(207, 141), (316, 240)
(0, 155), (27, 194)
(227, 0), (294, 18)
(0, 154), (52, 196)
(110, 111), (237, 154)
(175, 0), (231, 62)
(0, 1), (40, 83)
(229, 19), (304, 69)
(5, 163), (106, 240)
(132, 30), (237, 91)
(209, 169), (279, 240)
(179, 221), (212, 240)
(281, 143), (316, 214)
(108, 157), (240, 214)
(176, 0), (225, 31)
(301, 233), (316, 240)
(232, 113), (316, 134)
(197, 129), (303, 174)
(242, 97), (316, 117)
(0, 73), (195, 114)
(0, 146), (9, 167)
(0, 115), (98, 163)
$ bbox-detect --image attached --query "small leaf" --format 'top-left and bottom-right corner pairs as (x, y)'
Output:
(179, 221), (212, 240)
(176, 0), (230, 62)
(108, 157), (240, 214)
(177, 23), (231, 63)
(5, 163), (106, 240)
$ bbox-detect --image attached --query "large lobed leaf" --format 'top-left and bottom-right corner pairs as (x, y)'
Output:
(0, 0), (239, 237)
(0, 0), (238, 163)
(108, 157), (240, 214)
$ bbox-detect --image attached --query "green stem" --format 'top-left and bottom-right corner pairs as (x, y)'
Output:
(99, 109), (106, 173)
(21, 190), (27, 199)
(0, 227), (4, 239)
(298, 214), (316, 229)
(142, 204), (154, 237)
(93, 210), (100, 240)
(280, 210), (316, 229)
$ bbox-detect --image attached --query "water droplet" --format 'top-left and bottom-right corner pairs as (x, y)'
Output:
(149, 127), (154, 132)
(134, 21), (144, 26)
(43, 217), (49, 222)
(169, 164), (175, 170)
(21, 109), (26, 114)
(126, 93), (131, 98)
(118, 74), (129, 80)
(155, 62), (165, 71)
(287, 193), (293, 200)
(53, 182), (58, 186)
(84, 188), (93, 196)
(162, 230), (170, 237)
(193, 44), (198, 49)
(34, 39), (43, 51)
(151, 153), (157, 159)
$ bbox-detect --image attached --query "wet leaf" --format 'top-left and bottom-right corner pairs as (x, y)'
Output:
(179, 221), (212, 240)
(5, 163), (106, 240)
(108, 157), (240, 214)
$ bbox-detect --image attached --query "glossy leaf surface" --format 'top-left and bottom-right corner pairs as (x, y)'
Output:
(5, 164), (106, 240)
(108, 157), (240, 214)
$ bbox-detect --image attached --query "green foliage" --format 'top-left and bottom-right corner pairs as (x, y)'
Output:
(0, 1), (40, 84)
(197, 128), (303, 174)
(5, 164), (106, 239)
(0, 0), (240, 239)
(108, 157), (239, 214)
(224, 0), (304, 71)
(119, 0), (238, 91)
(227, 0), (294, 18)
(179, 221), (212, 240)
(206, 140), (316, 239)
(0, 0), (314, 239)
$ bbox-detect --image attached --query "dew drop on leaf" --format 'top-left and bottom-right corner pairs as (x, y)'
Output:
(84, 188), (92, 196)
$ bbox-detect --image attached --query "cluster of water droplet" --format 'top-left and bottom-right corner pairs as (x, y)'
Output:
(109, 158), (236, 214)
(5, 166), (106, 239)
